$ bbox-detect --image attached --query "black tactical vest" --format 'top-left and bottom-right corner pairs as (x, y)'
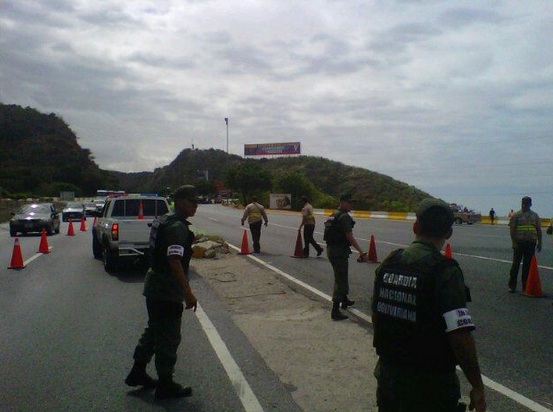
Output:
(372, 249), (463, 372)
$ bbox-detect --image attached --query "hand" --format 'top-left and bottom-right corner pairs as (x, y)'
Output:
(241, 221), (244, 226)
(536, 243), (542, 253)
(184, 290), (198, 312)
(264, 221), (268, 227)
(357, 252), (367, 263)
(469, 387), (486, 411)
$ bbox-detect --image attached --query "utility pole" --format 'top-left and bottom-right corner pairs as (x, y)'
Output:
(224, 117), (229, 153)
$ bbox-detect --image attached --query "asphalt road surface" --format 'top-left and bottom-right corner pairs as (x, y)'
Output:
(192, 204), (553, 411)
(1, 204), (552, 411)
(0, 218), (301, 412)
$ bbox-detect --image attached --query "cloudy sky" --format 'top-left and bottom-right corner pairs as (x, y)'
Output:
(2, 0), (552, 216)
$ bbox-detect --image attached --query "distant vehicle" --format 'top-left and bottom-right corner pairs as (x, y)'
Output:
(92, 195), (170, 273)
(9, 203), (61, 236)
(449, 203), (482, 225)
(62, 202), (84, 222)
(83, 202), (97, 217)
(92, 198), (106, 212)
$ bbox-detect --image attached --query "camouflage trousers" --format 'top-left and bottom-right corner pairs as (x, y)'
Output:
(132, 299), (183, 380)
(328, 254), (349, 302)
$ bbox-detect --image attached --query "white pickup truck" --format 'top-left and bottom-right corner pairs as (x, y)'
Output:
(92, 195), (170, 273)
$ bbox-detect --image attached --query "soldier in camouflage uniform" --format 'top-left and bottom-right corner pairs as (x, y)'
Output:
(324, 193), (366, 321)
(125, 185), (198, 399)
(372, 199), (486, 412)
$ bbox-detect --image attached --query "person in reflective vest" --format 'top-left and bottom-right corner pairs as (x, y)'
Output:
(508, 196), (542, 293)
(241, 196), (268, 253)
(299, 196), (324, 257)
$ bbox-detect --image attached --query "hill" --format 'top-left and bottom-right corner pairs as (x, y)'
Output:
(0, 103), (431, 211)
(0, 103), (117, 197)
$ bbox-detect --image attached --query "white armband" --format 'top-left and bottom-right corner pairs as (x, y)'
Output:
(443, 308), (474, 332)
(167, 245), (185, 257)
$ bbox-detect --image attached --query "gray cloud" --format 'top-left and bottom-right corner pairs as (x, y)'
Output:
(1, 0), (552, 215)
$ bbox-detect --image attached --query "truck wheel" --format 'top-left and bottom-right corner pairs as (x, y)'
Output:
(103, 246), (118, 273)
(92, 231), (102, 259)
(454, 218), (463, 225)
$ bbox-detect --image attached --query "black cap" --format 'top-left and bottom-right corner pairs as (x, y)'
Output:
(340, 193), (356, 202)
(416, 198), (454, 224)
(173, 185), (197, 202)
(522, 196), (532, 204)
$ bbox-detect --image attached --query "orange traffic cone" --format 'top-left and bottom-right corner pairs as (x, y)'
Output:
(138, 201), (144, 220)
(368, 235), (379, 263)
(38, 228), (50, 254)
(8, 237), (25, 269)
(444, 243), (452, 259)
(291, 229), (307, 258)
(238, 229), (251, 255)
(523, 255), (543, 298)
(80, 216), (87, 232)
(67, 219), (75, 236)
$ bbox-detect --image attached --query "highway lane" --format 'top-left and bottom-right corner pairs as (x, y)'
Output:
(0, 221), (301, 412)
(192, 204), (553, 411)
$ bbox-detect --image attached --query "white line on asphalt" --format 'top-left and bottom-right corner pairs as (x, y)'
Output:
(195, 304), (264, 412)
(228, 243), (553, 412)
(24, 250), (52, 266)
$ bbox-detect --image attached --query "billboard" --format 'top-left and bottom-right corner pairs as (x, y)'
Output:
(244, 142), (301, 156)
(270, 193), (292, 210)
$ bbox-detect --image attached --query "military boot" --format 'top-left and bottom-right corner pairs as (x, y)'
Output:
(341, 297), (355, 310)
(155, 377), (193, 399)
(331, 301), (348, 321)
(125, 362), (157, 388)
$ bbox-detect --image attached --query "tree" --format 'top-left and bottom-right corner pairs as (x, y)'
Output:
(226, 161), (273, 204)
(273, 170), (316, 210)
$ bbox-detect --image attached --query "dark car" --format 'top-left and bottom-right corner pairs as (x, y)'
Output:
(62, 202), (85, 222)
(9, 203), (61, 237)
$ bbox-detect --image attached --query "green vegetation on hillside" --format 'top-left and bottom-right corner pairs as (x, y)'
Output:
(1, 103), (431, 211)
(0, 104), (117, 197)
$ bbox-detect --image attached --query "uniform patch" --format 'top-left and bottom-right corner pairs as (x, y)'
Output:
(443, 308), (474, 332)
(167, 245), (185, 257)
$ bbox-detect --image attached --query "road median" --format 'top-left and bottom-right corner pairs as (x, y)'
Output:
(192, 252), (378, 412)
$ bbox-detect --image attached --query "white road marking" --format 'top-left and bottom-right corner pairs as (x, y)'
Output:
(195, 304), (264, 412)
(229, 243), (553, 412)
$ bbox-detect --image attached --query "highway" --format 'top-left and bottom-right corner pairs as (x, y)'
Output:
(192, 204), (553, 411)
(1, 203), (552, 411)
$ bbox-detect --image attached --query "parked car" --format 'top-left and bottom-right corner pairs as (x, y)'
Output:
(83, 202), (97, 217)
(9, 203), (61, 237)
(62, 202), (84, 222)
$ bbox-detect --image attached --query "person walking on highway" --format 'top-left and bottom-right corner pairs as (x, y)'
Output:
(489, 208), (496, 225)
(324, 193), (366, 321)
(125, 185), (198, 399)
(372, 198), (487, 412)
(508, 196), (542, 293)
(241, 196), (268, 253)
(299, 196), (324, 257)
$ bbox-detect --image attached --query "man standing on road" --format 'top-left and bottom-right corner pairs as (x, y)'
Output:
(125, 185), (198, 399)
(241, 196), (268, 253)
(324, 193), (366, 321)
(372, 198), (486, 412)
(299, 196), (324, 257)
(489, 208), (496, 225)
(508, 196), (542, 293)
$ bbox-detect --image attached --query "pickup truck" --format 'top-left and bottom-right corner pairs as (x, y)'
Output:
(92, 195), (170, 272)
(449, 203), (482, 225)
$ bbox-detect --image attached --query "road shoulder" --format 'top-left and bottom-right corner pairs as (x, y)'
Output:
(192, 252), (378, 412)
